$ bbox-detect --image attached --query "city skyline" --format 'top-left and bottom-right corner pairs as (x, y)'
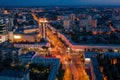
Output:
(0, 4), (120, 80)
(0, 0), (120, 6)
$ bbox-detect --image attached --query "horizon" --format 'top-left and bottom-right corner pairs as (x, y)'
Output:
(0, 0), (120, 7)
(1, 5), (120, 8)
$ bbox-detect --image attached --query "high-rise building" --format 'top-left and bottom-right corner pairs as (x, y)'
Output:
(0, 23), (8, 43)
(39, 18), (48, 39)
(79, 19), (90, 27)
(5, 18), (14, 31)
(63, 19), (70, 29)
(79, 18), (97, 28)
(92, 20), (97, 28)
(69, 14), (76, 26)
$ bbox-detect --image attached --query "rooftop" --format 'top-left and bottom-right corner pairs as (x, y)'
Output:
(20, 51), (36, 58)
(91, 57), (103, 80)
(0, 69), (28, 78)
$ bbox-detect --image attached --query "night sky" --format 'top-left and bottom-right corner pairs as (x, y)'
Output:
(0, 0), (120, 6)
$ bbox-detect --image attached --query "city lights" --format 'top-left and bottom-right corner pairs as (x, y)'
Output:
(39, 18), (48, 23)
(114, 49), (118, 52)
(85, 58), (91, 61)
(0, 2), (120, 80)
(14, 35), (21, 39)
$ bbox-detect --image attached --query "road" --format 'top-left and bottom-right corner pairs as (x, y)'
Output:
(32, 13), (89, 80)
(47, 26), (89, 80)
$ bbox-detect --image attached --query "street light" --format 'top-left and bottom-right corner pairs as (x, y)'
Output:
(66, 47), (71, 54)
(67, 47), (70, 50)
